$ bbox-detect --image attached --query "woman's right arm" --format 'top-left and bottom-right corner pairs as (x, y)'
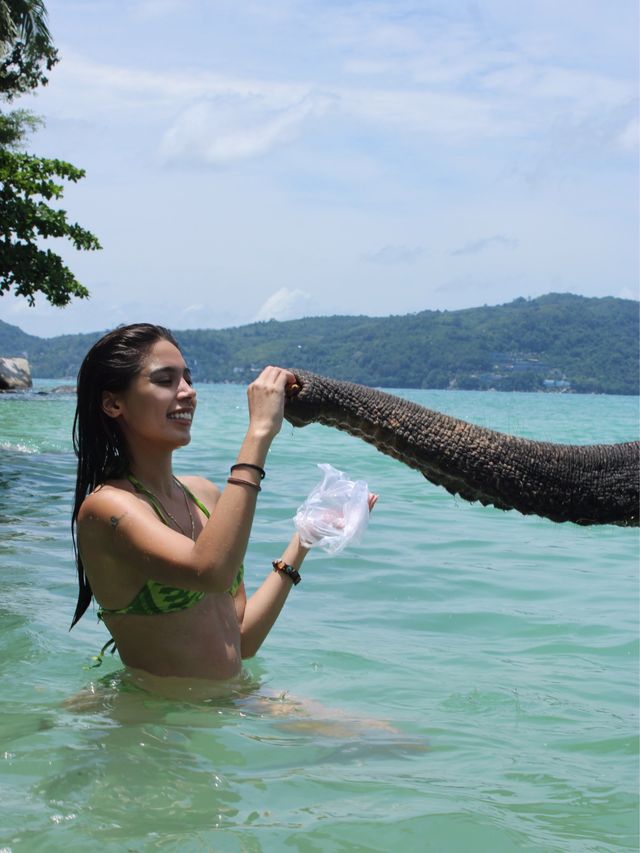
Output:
(78, 366), (296, 594)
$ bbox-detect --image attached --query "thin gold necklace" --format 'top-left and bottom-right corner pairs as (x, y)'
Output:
(166, 478), (196, 541)
(132, 474), (195, 540)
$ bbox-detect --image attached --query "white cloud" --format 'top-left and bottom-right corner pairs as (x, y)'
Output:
(39, 52), (308, 124)
(364, 245), (425, 265)
(160, 93), (334, 166)
(254, 288), (314, 322)
(342, 86), (514, 140)
(451, 235), (519, 256)
(35, 29), (636, 170)
(49, 52), (510, 150)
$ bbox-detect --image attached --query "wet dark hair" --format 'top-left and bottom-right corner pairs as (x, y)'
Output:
(70, 323), (181, 627)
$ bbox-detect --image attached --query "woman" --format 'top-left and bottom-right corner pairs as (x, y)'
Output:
(71, 323), (374, 683)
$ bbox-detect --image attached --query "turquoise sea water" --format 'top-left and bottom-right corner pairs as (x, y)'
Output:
(0, 383), (638, 852)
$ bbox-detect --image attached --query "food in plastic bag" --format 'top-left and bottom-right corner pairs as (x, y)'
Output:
(294, 463), (370, 554)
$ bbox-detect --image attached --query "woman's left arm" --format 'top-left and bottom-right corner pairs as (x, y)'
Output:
(239, 534), (310, 659)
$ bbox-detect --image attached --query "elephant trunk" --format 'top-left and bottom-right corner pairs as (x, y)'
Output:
(284, 370), (639, 527)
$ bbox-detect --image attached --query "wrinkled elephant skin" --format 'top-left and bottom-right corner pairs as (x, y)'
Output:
(284, 370), (639, 527)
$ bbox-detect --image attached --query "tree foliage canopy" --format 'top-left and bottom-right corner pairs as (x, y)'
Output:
(0, 151), (101, 305)
(0, 0), (58, 99)
(0, 0), (100, 308)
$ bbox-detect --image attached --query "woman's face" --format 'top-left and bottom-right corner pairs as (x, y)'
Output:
(102, 339), (197, 448)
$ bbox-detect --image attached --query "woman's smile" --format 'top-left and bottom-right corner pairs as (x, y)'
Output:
(167, 409), (194, 424)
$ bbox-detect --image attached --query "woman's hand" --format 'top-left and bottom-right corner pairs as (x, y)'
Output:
(246, 366), (297, 439)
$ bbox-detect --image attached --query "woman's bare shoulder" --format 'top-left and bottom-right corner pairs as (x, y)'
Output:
(77, 481), (138, 524)
(178, 475), (221, 505)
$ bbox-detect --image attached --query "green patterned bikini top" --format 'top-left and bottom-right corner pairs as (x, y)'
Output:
(97, 473), (244, 619)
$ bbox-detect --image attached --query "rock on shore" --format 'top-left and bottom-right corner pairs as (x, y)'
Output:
(0, 357), (32, 390)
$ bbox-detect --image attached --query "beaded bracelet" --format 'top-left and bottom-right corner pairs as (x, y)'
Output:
(227, 477), (261, 492)
(272, 559), (301, 585)
(230, 463), (266, 480)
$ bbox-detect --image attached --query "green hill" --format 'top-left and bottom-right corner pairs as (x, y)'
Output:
(0, 293), (638, 394)
(0, 319), (41, 355)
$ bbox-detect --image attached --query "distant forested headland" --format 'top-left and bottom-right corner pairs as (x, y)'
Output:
(0, 293), (638, 394)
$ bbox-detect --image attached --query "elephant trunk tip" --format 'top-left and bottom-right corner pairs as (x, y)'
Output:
(283, 368), (321, 428)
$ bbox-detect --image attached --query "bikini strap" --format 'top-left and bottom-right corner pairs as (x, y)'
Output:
(177, 481), (211, 520)
(127, 472), (171, 525)
(126, 473), (211, 522)
(88, 637), (117, 668)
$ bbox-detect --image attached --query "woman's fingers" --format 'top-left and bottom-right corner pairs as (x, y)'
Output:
(248, 367), (297, 405)
(257, 365), (297, 386)
(246, 367), (297, 438)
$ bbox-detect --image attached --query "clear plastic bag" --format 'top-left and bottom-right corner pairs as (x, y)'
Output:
(294, 463), (370, 554)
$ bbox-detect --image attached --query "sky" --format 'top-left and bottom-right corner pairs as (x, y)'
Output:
(0, 0), (638, 338)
